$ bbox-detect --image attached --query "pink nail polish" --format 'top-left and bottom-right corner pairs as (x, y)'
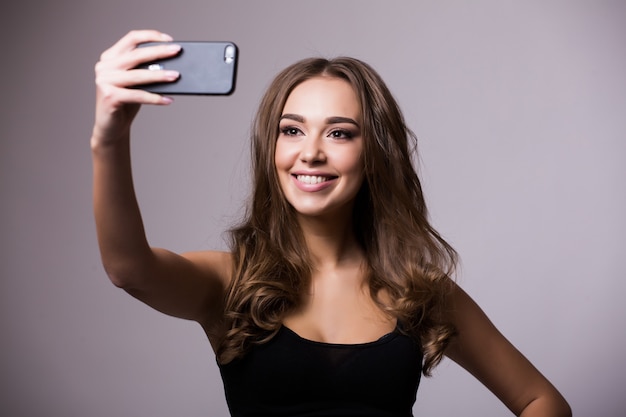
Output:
(165, 71), (180, 80)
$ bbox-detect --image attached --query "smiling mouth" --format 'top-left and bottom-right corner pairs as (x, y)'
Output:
(294, 174), (336, 184)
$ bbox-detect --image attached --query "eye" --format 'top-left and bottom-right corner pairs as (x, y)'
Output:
(328, 129), (354, 139)
(279, 126), (302, 136)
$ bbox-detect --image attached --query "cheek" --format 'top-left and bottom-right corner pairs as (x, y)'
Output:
(274, 140), (295, 172)
(344, 147), (365, 176)
(273, 142), (292, 190)
(272, 148), (291, 201)
(274, 146), (286, 174)
(349, 152), (366, 189)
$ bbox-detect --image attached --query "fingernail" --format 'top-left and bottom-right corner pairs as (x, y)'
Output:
(161, 33), (173, 41)
(161, 96), (173, 104)
(164, 70), (180, 80)
(167, 44), (182, 52)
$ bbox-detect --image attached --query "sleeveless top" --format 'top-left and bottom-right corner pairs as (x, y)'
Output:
(218, 325), (423, 417)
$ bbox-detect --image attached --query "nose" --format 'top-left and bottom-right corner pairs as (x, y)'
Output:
(299, 134), (326, 164)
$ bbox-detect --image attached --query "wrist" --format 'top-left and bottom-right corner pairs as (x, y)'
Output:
(90, 127), (130, 153)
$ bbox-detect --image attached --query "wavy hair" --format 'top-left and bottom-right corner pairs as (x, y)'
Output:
(217, 57), (458, 376)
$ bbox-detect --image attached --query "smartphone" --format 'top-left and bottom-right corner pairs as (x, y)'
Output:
(135, 41), (238, 95)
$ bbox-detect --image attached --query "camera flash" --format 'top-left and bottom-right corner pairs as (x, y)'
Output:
(224, 45), (236, 64)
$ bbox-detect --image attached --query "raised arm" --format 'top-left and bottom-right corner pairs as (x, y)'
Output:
(91, 30), (230, 332)
(444, 284), (571, 417)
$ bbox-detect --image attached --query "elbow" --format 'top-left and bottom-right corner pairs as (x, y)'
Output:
(99, 249), (156, 290)
(558, 401), (572, 417)
(106, 271), (131, 289)
(550, 388), (572, 417)
(104, 267), (134, 289)
(548, 402), (572, 417)
(519, 394), (572, 417)
(101, 261), (146, 290)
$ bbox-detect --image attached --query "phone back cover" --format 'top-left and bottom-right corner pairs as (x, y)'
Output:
(137, 41), (238, 95)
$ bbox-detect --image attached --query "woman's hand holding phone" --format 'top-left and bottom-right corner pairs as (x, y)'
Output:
(91, 30), (180, 148)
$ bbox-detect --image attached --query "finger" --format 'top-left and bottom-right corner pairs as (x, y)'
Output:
(116, 87), (174, 106)
(97, 67), (180, 89)
(123, 43), (182, 71)
(97, 43), (181, 73)
(98, 84), (173, 106)
(101, 29), (173, 60)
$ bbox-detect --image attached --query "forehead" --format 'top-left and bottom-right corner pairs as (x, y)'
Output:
(282, 77), (361, 121)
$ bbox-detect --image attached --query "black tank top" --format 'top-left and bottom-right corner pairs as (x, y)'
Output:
(218, 325), (423, 417)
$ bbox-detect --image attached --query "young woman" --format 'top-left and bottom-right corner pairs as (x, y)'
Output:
(92, 30), (571, 417)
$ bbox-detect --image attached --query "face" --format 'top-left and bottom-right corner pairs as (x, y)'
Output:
(275, 76), (364, 220)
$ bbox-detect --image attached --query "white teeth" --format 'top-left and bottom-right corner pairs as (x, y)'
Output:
(296, 175), (329, 184)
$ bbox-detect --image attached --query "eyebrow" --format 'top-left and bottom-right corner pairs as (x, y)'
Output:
(280, 113), (360, 127)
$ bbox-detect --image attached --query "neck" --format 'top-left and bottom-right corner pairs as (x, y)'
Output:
(297, 213), (363, 270)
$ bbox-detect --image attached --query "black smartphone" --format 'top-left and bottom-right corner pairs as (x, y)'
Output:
(135, 41), (238, 95)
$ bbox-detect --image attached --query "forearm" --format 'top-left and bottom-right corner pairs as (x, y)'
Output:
(91, 134), (154, 286)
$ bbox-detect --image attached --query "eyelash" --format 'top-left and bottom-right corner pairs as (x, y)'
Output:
(329, 129), (353, 139)
(280, 127), (302, 136)
(279, 126), (354, 139)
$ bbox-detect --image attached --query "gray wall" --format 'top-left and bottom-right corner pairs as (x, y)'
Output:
(2, 1), (625, 416)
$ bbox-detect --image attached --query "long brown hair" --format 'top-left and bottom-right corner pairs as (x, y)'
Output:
(218, 57), (458, 376)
